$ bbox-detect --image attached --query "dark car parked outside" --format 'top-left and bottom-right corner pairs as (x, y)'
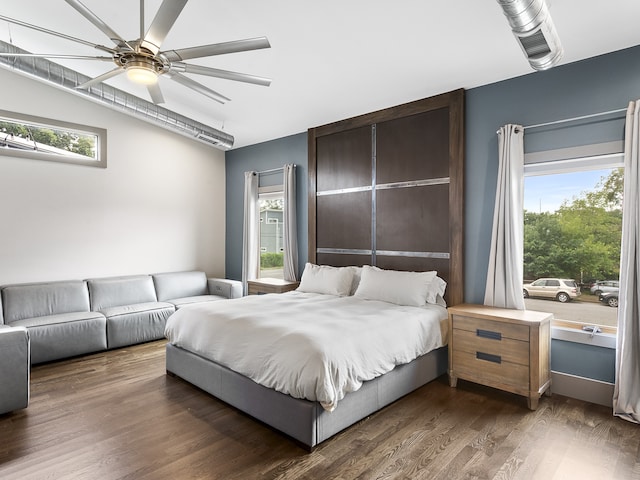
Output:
(599, 291), (619, 307)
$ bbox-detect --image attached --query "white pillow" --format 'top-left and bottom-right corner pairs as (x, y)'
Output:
(425, 276), (447, 304)
(297, 263), (354, 296)
(354, 265), (437, 306)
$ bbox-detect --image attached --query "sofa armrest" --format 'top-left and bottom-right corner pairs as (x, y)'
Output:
(207, 278), (243, 299)
(0, 325), (30, 413)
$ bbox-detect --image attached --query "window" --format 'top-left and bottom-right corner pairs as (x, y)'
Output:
(258, 186), (284, 279)
(524, 161), (623, 334)
(0, 109), (106, 168)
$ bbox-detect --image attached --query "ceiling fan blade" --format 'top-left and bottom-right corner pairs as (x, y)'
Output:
(0, 53), (113, 61)
(64, 0), (133, 50)
(147, 82), (165, 104)
(162, 37), (271, 62)
(172, 63), (271, 87)
(168, 72), (230, 104)
(0, 14), (116, 54)
(76, 67), (124, 90)
(140, 0), (145, 41)
(141, 0), (188, 55)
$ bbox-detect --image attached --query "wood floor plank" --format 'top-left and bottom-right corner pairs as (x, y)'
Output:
(1, 341), (640, 480)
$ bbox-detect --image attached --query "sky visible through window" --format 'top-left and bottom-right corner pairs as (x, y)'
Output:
(524, 169), (614, 213)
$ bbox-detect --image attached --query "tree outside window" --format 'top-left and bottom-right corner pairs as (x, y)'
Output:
(524, 167), (623, 329)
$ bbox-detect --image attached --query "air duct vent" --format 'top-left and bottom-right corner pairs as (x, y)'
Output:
(518, 29), (551, 57)
(0, 40), (234, 150)
(496, 0), (563, 71)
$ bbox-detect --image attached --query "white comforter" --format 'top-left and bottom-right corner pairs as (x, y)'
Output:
(164, 291), (447, 412)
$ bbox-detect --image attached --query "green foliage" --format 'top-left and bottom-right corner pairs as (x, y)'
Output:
(261, 252), (284, 268)
(524, 168), (623, 283)
(0, 120), (95, 158)
(260, 198), (283, 210)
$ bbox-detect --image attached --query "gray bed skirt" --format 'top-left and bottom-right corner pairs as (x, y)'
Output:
(165, 343), (448, 449)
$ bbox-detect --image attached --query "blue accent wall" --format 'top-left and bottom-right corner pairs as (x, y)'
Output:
(551, 340), (616, 383)
(225, 132), (308, 281)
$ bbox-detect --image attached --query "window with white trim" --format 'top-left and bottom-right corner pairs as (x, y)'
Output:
(523, 144), (623, 335)
(258, 185), (284, 279)
(0, 109), (106, 168)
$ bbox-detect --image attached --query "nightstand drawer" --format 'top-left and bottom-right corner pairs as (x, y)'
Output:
(452, 328), (530, 366)
(452, 315), (530, 342)
(452, 349), (529, 390)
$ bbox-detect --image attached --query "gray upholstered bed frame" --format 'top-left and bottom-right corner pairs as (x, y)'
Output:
(166, 342), (447, 449)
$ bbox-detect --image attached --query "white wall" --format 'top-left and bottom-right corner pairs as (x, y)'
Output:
(0, 68), (226, 285)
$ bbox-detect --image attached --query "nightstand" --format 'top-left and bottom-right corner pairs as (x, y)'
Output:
(448, 304), (552, 410)
(247, 278), (299, 295)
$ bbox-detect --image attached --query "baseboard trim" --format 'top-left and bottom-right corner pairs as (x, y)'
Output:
(551, 371), (614, 407)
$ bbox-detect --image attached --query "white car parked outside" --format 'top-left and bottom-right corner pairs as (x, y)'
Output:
(522, 278), (581, 303)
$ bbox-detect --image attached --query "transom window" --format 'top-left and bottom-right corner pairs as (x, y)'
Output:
(0, 109), (106, 168)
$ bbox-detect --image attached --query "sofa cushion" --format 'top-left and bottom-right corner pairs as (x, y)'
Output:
(27, 317), (107, 364)
(170, 294), (227, 309)
(1, 281), (91, 324)
(100, 301), (175, 319)
(9, 311), (105, 328)
(88, 275), (157, 311)
(104, 303), (175, 349)
(152, 271), (208, 302)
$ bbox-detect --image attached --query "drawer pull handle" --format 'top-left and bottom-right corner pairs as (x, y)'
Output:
(476, 351), (502, 364)
(477, 329), (502, 340)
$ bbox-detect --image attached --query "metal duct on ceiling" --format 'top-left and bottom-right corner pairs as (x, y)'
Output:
(496, 0), (563, 71)
(0, 39), (234, 150)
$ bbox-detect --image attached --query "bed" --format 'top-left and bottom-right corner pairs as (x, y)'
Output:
(165, 265), (450, 448)
(166, 89), (464, 449)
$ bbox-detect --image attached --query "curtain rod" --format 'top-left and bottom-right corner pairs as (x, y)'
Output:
(257, 164), (297, 175)
(496, 107), (627, 135)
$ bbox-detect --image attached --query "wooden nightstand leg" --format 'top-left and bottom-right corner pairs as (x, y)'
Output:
(528, 396), (539, 410)
(449, 374), (458, 388)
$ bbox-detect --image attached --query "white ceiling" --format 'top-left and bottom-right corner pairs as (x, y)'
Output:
(1, 1), (639, 149)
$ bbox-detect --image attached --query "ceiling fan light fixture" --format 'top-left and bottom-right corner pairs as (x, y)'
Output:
(125, 60), (159, 85)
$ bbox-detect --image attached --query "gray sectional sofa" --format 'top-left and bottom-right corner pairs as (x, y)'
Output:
(0, 271), (241, 365)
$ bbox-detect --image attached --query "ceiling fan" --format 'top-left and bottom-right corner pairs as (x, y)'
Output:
(0, 0), (271, 105)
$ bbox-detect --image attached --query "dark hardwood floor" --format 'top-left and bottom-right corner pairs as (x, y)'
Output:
(1, 341), (638, 479)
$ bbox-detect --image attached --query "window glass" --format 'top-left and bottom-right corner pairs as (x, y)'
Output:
(0, 109), (106, 168)
(524, 166), (623, 330)
(258, 189), (284, 279)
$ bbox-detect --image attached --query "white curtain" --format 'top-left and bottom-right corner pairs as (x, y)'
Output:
(613, 100), (640, 423)
(282, 164), (298, 282)
(484, 124), (526, 310)
(242, 171), (259, 295)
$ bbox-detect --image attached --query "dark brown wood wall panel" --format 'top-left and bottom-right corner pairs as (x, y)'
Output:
(316, 126), (372, 192)
(376, 184), (449, 253)
(316, 192), (371, 250)
(376, 108), (450, 184)
(316, 253), (372, 267)
(308, 89), (465, 305)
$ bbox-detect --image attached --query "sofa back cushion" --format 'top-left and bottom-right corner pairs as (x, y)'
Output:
(1, 280), (91, 324)
(152, 271), (208, 301)
(88, 275), (157, 311)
